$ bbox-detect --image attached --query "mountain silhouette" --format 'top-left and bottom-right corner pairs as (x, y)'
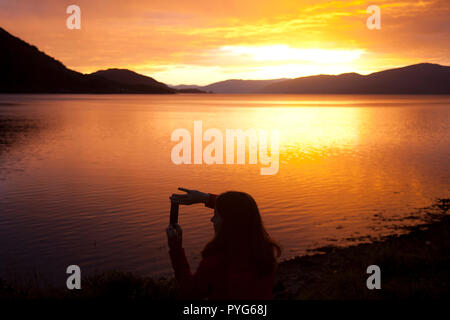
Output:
(260, 64), (450, 94)
(0, 27), (174, 93)
(92, 69), (208, 93)
(90, 69), (172, 91)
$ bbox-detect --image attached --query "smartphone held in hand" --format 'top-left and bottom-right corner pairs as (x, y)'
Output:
(170, 201), (179, 226)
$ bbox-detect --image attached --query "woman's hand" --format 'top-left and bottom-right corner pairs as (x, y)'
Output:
(170, 187), (209, 205)
(166, 223), (183, 250)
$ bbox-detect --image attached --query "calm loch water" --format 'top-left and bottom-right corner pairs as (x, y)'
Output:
(0, 94), (449, 283)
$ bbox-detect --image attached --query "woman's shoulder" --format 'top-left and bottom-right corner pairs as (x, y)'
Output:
(200, 252), (225, 268)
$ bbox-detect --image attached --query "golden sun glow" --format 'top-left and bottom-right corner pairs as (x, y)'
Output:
(220, 45), (364, 63)
(243, 106), (361, 156)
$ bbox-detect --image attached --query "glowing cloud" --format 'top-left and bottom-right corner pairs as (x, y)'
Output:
(220, 45), (364, 63)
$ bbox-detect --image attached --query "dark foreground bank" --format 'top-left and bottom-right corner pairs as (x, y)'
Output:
(1, 198), (448, 300)
(275, 198), (449, 299)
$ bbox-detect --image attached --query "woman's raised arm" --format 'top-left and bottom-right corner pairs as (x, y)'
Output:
(170, 187), (217, 208)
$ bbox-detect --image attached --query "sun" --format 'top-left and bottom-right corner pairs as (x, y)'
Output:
(220, 45), (364, 63)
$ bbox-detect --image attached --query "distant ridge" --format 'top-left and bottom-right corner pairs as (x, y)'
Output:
(0, 27), (174, 94)
(171, 79), (288, 94)
(260, 63), (450, 94)
(171, 63), (450, 94)
(176, 88), (210, 94)
(170, 84), (204, 91)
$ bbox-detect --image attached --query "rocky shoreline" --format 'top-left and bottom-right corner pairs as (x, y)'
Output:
(274, 198), (449, 299)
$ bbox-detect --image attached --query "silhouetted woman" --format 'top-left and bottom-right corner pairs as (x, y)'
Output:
(166, 187), (281, 299)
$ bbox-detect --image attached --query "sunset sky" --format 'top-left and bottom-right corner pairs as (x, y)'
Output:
(1, 0), (449, 85)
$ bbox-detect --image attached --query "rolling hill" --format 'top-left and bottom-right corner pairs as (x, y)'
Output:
(0, 27), (174, 94)
(260, 64), (450, 94)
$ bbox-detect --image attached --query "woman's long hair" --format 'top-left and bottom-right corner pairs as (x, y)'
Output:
(201, 191), (282, 276)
